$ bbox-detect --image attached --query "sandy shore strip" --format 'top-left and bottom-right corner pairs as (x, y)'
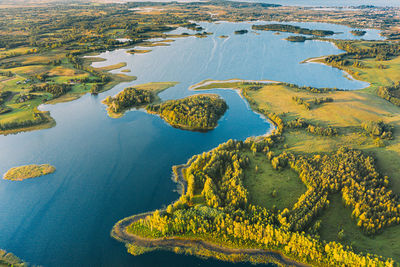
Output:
(189, 79), (279, 91)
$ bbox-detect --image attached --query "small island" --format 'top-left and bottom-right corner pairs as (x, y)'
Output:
(127, 49), (152, 54)
(285, 35), (307, 42)
(234, 30), (248, 35)
(350, 30), (367, 36)
(3, 164), (56, 181)
(252, 24), (335, 37)
(102, 82), (178, 118)
(146, 94), (227, 131)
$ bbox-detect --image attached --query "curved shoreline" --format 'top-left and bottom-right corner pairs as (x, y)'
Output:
(299, 39), (373, 89)
(111, 165), (308, 267)
(301, 54), (371, 88)
(190, 80), (276, 136)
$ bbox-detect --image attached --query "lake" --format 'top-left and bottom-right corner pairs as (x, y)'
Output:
(0, 21), (382, 266)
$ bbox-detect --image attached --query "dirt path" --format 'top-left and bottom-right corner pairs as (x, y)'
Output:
(111, 166), (308, 267)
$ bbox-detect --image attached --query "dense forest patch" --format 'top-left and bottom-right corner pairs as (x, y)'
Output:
(252, 24), (335, 37)
(124, 139), (396, 266)
(146, 94), (227, 131)
(102, 82), (178, 118)
(3, 164), (55, 181)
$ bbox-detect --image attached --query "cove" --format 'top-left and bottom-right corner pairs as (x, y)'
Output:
(0, 21), (381, 266)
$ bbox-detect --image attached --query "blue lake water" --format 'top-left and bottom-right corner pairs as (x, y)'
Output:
(0, 21), (381, 266)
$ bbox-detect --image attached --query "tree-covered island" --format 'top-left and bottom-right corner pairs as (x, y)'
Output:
(102, 82), (178, 118)
(252, 24), (335, 37)
(285, 36), (307, 42)
(3, 164), (55, 181)
(146, 94), (228, 131)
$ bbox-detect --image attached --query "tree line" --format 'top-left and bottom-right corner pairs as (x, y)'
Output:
(377, 82), (400, 107)
(31, 83), (72, 98)
(252, 24), (335, 37)
(0, 112), (49, 131)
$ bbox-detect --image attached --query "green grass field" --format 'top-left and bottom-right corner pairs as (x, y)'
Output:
(243, 151), (306, 210)
(319, 194), (400, 262)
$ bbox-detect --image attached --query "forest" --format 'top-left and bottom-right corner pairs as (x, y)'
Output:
(31, 84), (72, 98)
(324, 41), (400, 65)
(377, 82), (400, 107)
(350, 30), (366, 36)
(285, 36), (307, 42)
(146, 95), (227, 131)
(127, 138), (395, 266)
(234, 30), (248, 35)
(103, 87), (155, 114)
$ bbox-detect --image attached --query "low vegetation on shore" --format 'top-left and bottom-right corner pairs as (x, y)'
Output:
(3, 164), (55, 181)
(0, 249), (26, 267)
(146, 94), (227, 131)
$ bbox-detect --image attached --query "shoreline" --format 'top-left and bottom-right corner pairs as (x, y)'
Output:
(111, 165), (308, 267)
(190, 80), (277, 136)
(189, 79), (279, 91)
(300, 55), (371, 89)
(0, 111), (56, 136)
(0, 20), (377, 136)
